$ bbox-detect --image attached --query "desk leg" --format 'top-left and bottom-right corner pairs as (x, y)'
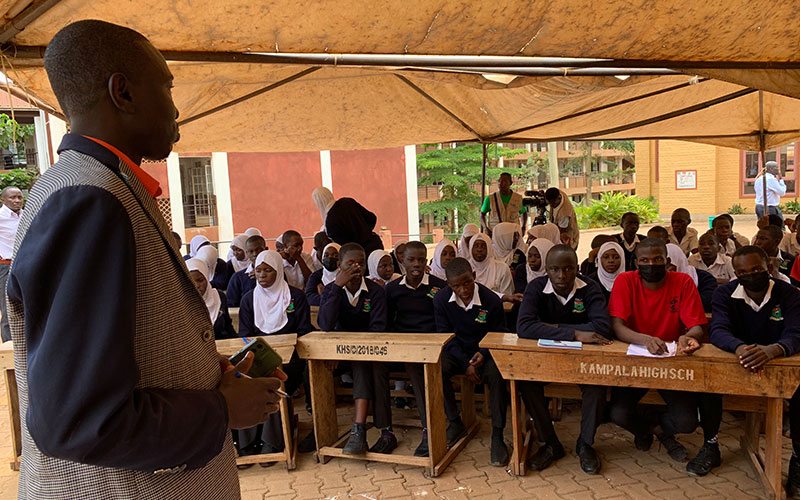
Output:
(4, 368), (19, 471)
(764, 398), (783, 500)
(424, 362), (447, 477)
(509, 380), (523, 476)
(308, 360), (336, 464)
(278, 380), (296, 470)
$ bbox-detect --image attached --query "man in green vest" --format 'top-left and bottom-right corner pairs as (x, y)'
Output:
(480, 173), (527, 237)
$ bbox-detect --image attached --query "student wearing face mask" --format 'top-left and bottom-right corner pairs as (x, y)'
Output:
(305, 242), (341, 306)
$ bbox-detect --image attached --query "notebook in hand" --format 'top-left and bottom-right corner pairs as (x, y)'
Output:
(537, 339), (583, 350)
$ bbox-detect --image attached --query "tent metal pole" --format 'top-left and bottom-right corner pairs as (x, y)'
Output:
(395, 74), (483, 140)
(481, 143), (488, 216)
(0, 0), (63, 44)
(759, 90), (768, 216)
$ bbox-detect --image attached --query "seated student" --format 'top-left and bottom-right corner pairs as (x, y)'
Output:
(668, 208), (699, 256)
(720, 213), (751, 248)
(751, 214), (785, 244)
(185, 234), (211, 260)
(368, 249), (401, 286)
(458, 224), (480, 258)
(171, 231), (183, 255)
(587, 241), (625, 302)
(468, 233), (514, 295)
(514, 239), (555, 294)
(646, 225), (669, 244)
(580, 234), (615, 276)
(434, 257), (510, 466)
(614, 212), (647, 271)
(281, 230), (314, 289)
(689, 231), (736, 284)
(517, 245), (611, 474)
(710, 246), (800, 495)
(430, 239), (457, 282)
(227, 234), (250, 275)
(237, 250), (313, 463)
(667, 243), (717, 313)
(711, 214), (739, 257)
(608, 238), (721, 476)
(274, 234), (284, 253)
(391, 240), (408, 275)
(196, 244), (231, 290)
(318, 243), (390, 455)
(492, 222), (527, 272)
(384, 241), (448, 457)
(527, 222), (561, 246)
(305, 242), (340, 306)
(755, 225), (795, 284)
(781, 222), (800, 258)
(312, 231), (332, 271)
(226, 235), (265, 307)
(186, 257), (235, 339)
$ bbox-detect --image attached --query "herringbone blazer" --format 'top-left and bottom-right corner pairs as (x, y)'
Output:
(9, 139), (239, 499)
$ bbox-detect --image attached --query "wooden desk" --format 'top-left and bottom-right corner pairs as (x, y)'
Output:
(0, 342), (18, 470)
(229, 306), (320, 333)
(480, 332), (800, 499)
(296, 331), (468, 476)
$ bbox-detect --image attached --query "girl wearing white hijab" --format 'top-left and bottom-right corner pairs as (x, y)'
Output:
(244, 227), (262, 237)
(305, 242), (341, 306)
(430, 239), (457, 281)
(459, 223), (480, 258)
(468, 233), (513, 295)
(196, 244), (231, 290)
(188, 234), (210, 258)
(368, 249), (401, 286)
(237, 250), (313, 461)
(513, 238), (555, 293)
(312, 186), (336, 229)
(186, 258), (235, 339)
(391, 240), (408, 275)
(492, 222), (527, 268)
(228, 234), (250, 273)
(588, 241), (625, 300)
(666, 243), (698, 285)
(526, 223), (561, 245)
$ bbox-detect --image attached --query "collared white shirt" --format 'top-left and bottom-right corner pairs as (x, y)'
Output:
(400, 273), (429, 290)
(619, 234), (642, 253)
(543, 277), (587, 306)
(688, 253), (736, 282)
(283, 258), (305, 289)
(449, 285), (482, 311)
(780, 232), (800, 257)
(754, 173), (787, 206)
(667, 226), (699, 256)
(731, 280), (775, 312)
(344, 277), (369, 306)
(0, 204), (21, 260)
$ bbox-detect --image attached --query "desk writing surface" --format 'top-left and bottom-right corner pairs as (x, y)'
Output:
(481, 332), (800, 398)
(215, 334), (297, 363)
(297, 332), (454, 363)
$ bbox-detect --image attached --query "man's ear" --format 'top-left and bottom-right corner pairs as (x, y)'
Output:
(108, 73), (136, 113)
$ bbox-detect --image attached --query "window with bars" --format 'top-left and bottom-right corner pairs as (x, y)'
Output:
(179, 157), (217, 228)
(740, 143), (797, 197)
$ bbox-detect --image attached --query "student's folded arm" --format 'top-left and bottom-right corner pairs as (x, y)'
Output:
(610, 316), (647, 344)
(318, 283), (342, 331)
(294, 291), (313, 336)
(369, 286), (388, 332)
(572, 286), (611, 338)
(8, 186), (228, 472)
(516, 282), (573, 340)
(238, 292), (254, 337)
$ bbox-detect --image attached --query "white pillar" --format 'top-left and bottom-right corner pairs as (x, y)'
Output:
(166, 152), (185, 241)
(404, 145), (420, 240)
(33, 111), (51, 173)
(320, 150), (333, 192)
(46, 113), (67, 167)
(211, 152), (234, 256)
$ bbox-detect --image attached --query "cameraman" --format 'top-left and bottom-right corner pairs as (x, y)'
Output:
(544, 187), (580, 250)
(480, 172), (528, 236)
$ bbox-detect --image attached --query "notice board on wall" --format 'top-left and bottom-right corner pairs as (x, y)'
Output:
(675, 170), (697, 190)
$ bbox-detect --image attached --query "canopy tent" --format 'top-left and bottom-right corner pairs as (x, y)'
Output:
(1, 0), (800, 154)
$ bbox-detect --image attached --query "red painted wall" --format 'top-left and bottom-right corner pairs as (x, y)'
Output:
(227, 152), (323, 241)
(140, 160), (170, 199)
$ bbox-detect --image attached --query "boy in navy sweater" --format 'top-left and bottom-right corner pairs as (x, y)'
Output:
(385, 241), (447, 457)
(517, 245), (612, 474)
(710, 246), (800, 496)
(226, 235), (265, 307)
(318, 242), (389, 455)
(433, 257), (509, 467)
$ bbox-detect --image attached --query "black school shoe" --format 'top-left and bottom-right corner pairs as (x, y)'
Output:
(369, 431), (398, 454)
(634, 432), (654, 451)
(658, 434), (688, 462)
(686, 442), (721, 476)
(787, 456), (800, 498)
(527, 442), (565, 471)
(414, 431), (429, 457)
(342, 423), (368, 455)
(490, 435), (510, 467)
(446, 419), (467, 448)
(576, 439), (601, 474)
(298, 430), (316, 453)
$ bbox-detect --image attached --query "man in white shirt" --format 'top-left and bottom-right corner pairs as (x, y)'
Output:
(544, 187), (579, 249)
(0, 186), (22, 342)
(754, 161), (787, 220)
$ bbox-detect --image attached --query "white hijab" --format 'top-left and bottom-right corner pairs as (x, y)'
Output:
(195, 245), (218, 281)
(392, 240), (408, 275)
(526, 239), (555, 282)
(229, 234), (250, 272)
(312, 187), (336, 223)
(189, 235), (210, 257)
(253, 250), (292, 334)
(469, 233), (500, 288)
(186, 258), (221, 323)
(368, 249), (394, 285)
(527, 223), (561, 245)
(492, 222), (525, 266)
(244, 227), (262, 237)
(321, 242), (341, 285)
(430, 239), (457, 281)
(459, 224), (480, 258)
(596, 241), (626, 292)
(667, 243), (698, 285)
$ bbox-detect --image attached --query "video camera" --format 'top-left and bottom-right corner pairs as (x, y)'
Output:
(522, 190), (549, 226)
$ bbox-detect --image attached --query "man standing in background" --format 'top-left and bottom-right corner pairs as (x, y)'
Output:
(754, 161), (786, 220)
(0, 185), (22, 342)
(544, 187), (580, 249)
(481, 173), (527, 236)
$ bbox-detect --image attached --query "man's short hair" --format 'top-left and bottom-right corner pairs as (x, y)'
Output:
(621, 212), (638, 224)
(314, 231), (331, 249)
(733, 245), (769, 266)
(767, 214), (784, 229)
(544, 187), (560, 202)
(714, 213), (734, 227)
(44, 20), (153, 118)
(171, 231), (182, 244)
(445, 257), (473, 279)
(672, 208), (691, 220)
(699, 230), (719, 244)
(339, 242), (365, 262)
(499, 172), (512, 181)
(635, 237), (667, 257)
(0, 186), (20, 198)
(246, 235), (266, 247)
(760, 224), (783, 243)
(282, 229), (302, 242)
(646, 226), (669, 240)
(590, 234), (614, 249)
(546, 244), (577, 266)
(405, 241), (427, 254)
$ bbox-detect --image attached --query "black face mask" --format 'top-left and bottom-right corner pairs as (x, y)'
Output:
(322, 257), (338, 272)
(638, 264), (667, 283)
(738, 271), (770, 293)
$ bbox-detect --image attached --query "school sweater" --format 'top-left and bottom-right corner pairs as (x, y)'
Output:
(517, 276), (611, 341)
(696, 268), (718, 313)
(614, 233), (648, 270)
(318, 278), (388, 332)
(238, 285), (313, 338)
(385, 274), (447, 332)
(509, 249), (527, 273)
(305, 268), (324, 306)
(212, 289), (237, 340)
(209, 257), (231, 290)
(586, 271), (611, 302)
(225, 268), (256, 307)
(710, 279), (800, 356)
(433, 283), (506, 369)
(513, 266), (531, 294)
(580, 258), (598, 278)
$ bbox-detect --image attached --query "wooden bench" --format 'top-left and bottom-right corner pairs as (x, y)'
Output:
(480, 332), (800, 500)
(229, 305), (320, 333)
(296, 331), (475, 477)
(216, 334), (298, 470)
(0, 342), (19, 470)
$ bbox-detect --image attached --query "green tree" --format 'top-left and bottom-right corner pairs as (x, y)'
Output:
(417, 144), (527, 233)
(0, 114), (35, 156)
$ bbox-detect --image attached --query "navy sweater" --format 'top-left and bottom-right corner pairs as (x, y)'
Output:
(226, 268), (256, 307)
(513, 267), (532, 294)
(212, 289), (237, 340)
(305, 268), (324, 306)
(517, 276), (611, 341)
(209, 258), (231, 290)
(696, 268), (717, 313)
(238, 285), (313, 337)
(433, 283), (506, 369)
(386, 274), (447, 332)
(585, 271), (610, 302)
(614, 233), (648, 271)
(710, 279), (800, 356)
(318, 278), (388, 332)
